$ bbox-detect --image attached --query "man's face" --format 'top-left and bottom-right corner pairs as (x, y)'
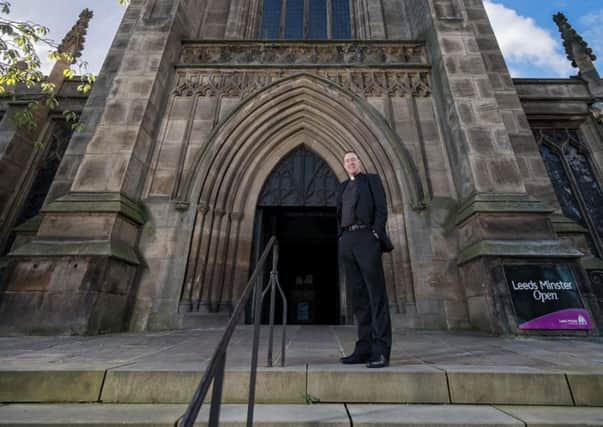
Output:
(343, 152), (361, 176)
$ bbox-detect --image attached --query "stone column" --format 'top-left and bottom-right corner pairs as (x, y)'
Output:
(420, 0), (599, 332)
(0, 0), (205, 334)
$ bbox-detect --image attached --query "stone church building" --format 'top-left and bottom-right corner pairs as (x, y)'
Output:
(0, 0), (602, 335)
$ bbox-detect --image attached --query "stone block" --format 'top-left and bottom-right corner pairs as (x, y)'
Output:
(484, 52), (508, 73)
(488, 158), (523, 189)
(0, 369), (105, 402)
(101, 367), (306, 403)
(210, 404), (351, 426)
(458, 102), (476, 124)
(307, 364), (449, 403)
(467, 128), (494, 154)
(165, 120), (188, 143)
(0, 403), (184, 426)
(476, 103), (501, 124)
(459, 56), (487, 75)
(171, 97), (193, 120)
(447, 367), (573, 405)
(566, 371), (603, 406)
(0, 256), (136, 335)
(149, 168), (177, 196)
(72, 155), (112, 191)
(495, 94), (522, 110)
(476, 36), (502, 51)
(450, 80), (476, 98)
(497, 406), (603, 426)
(508, 134), (538, 154)
(38, 213), (115, 240)
(347, 404), (523, 426)
(441, 37), (465, 54)
(156, 143), (183, 169)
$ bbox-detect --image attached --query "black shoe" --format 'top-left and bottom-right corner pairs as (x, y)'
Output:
(366, 354), (389, 368)
(340, 352), (370, 364)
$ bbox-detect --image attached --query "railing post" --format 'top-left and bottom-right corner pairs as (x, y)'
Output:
(208, 351), (227, 427)
(267, 246), (278, 367)
(247, 271), (263, 427)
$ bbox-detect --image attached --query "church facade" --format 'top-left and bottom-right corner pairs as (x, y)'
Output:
(0, 0), (602, 335)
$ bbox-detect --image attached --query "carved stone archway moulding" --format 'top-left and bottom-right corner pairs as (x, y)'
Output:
(173, 69), (431, 99)
(177, 74), (424, 314)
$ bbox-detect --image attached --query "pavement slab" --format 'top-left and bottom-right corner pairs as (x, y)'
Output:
(0, 403), (186, 426)
(0, 404), (350, 426)
(0, 368), (106, 402)
(346, 404), (524, 426)
(307, 364), (449, 403)
(497, 405), (603, 426)
(445, 365), (574, 405)
(564, 368), (603, 406)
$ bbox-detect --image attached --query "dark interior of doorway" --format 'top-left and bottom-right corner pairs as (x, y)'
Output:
(254, 206), (339, 325)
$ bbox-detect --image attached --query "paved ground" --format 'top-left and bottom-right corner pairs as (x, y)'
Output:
(1, 325), (602, 370)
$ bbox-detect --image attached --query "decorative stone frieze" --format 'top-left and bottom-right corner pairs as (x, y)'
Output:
(180, 41), (428, 67)
(173, 70), (431, 98)
(591, 102), (603, 124)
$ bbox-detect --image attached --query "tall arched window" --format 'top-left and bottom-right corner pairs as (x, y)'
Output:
(534, 128), (603, 258)
(260, 0), (351, 39)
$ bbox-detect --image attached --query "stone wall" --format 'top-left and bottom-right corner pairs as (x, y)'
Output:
(131, 33), (468, 329)
(1, 0), (600, 335)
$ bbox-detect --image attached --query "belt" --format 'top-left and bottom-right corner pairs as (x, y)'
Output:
(343, 224), (368, 232)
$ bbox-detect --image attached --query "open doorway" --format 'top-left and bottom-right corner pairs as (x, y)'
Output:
(250, 145), (342, 324)
(255, 207), (339, 324)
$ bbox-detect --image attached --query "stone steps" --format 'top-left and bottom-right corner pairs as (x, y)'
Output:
(1, 364), (602, 406)
(0, 403), (602, 426)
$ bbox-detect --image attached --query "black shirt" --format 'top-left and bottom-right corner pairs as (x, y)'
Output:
(341, 177), (358, 228)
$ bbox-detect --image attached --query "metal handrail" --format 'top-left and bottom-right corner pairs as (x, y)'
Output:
(179, 236), (287, 427)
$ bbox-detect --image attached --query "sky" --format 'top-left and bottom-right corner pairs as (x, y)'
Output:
(7, 0), (603, 79)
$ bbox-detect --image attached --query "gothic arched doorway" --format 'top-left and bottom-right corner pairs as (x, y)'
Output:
(252, 145), (342, 324)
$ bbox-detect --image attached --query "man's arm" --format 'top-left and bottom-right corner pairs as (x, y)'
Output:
(370, 174), (387, 237)
(336, 181), (344, 238)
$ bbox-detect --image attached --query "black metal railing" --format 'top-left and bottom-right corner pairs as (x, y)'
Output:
(179, 236), (287, 427)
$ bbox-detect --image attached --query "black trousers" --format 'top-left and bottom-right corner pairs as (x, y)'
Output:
(340, 228), (392, 359)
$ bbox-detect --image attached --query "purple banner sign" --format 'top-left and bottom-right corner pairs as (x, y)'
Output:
(519, 308), (593, 330)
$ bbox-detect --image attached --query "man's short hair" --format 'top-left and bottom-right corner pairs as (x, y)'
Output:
(343, 150), (359, 159)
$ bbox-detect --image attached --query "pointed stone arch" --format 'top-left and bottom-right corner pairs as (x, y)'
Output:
(178, 73), (425, 312)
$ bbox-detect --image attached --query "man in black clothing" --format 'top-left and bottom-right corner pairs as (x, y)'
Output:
(336, 151), (392, 369)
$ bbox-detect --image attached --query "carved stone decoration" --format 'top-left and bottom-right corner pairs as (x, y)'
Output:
(58, 9), (93, 60)
(553, 13), (597, 69)
(173, 70), (431, 99)
(180, 42), (428, 67)
(591, 102), (603, 125)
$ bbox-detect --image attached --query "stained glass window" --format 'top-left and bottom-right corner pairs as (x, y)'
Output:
(308, 0), (327, 39)
(332, 0), (351, 39)
(260, 0), (351, 39)
(3, 121), (73, 255)
(261, 0), (282, 39)
(565, 145), (603, 237)
(284, 0), (304, 39)
(534, 129), (603, 257)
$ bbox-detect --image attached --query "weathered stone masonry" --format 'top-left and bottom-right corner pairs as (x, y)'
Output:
(0, 0), (601, 335)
